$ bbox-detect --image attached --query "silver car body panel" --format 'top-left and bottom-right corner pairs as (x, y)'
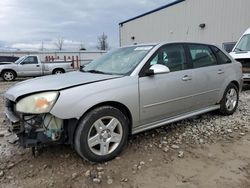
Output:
(50, 76), (140, 124)
(4, 42), (243, 135)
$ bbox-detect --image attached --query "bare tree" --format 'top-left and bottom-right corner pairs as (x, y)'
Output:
(96, 33), (109, 51)
(55, 37), (64, 51)
(79, 42), (86, 50)
(39, 41), (44, 51)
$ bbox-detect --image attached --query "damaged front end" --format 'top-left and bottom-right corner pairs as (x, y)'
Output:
(5, 98), (64, 147)
(4, 95), (78, 149)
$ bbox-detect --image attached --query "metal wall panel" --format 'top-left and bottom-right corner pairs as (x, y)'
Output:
(120, 0), (250, 47)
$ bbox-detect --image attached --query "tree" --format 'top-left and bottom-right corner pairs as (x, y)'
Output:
(55, 37), (64, 51)
(79, 42), (86, 50)
(39, 41), (44, 51)
(96, 32), (109, 51)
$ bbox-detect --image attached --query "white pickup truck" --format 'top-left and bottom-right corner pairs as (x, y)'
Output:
(0, 55), (74, 81)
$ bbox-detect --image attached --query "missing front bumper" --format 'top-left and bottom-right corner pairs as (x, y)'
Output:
(5, 110), (65, 147)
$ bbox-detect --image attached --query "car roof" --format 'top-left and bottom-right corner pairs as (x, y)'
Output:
(121, 41), (217, 48)
(243, 27), (250, 35)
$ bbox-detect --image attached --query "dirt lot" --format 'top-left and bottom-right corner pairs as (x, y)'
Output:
(0, 78), (250, 188)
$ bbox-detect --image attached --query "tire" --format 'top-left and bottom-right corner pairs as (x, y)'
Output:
(53, 69), (64, 74)
(1, 70), (16, 81)
(220, 83), (239, 115)
(74, 106), (129, 162)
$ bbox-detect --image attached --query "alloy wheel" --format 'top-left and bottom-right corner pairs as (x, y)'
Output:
(225, 88), (237, 111)
(87, 116), (123, 156)
(4, 72), (14, 81)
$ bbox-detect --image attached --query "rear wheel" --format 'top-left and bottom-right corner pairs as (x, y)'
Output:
(53, 69), (64, 74)
(220, 83), (239, 115)
(74, 106), (129, 162)
(2, 70), (16, 81)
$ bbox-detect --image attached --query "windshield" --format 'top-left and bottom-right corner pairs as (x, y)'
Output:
(14, 56), (26, 64)
(82, 45), (154, 75)
(234, 34), (250, 52)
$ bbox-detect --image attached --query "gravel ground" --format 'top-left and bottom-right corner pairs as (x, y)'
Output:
(0, 78), (250, 188)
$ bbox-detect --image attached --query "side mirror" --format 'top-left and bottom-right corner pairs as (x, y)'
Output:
(145, 64), (170, 76)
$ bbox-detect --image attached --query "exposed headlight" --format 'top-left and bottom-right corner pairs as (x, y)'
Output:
(16, 92), (59, 114)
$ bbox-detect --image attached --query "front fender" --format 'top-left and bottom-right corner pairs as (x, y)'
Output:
(50, 76), (140, 127)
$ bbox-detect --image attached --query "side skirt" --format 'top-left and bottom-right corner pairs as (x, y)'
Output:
(132, 105), (220, 134)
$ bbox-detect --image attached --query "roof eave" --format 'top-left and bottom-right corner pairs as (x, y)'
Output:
(119, 0), (185, 26)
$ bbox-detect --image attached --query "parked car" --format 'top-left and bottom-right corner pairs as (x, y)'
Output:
(0, 56), (19, 63)
(230, 27), (250, 84)
(222, 42), (236, 53)
(4, 42), (243, 162)
(0, 55), (74, 81)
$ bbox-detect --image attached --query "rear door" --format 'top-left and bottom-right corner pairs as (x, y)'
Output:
(18, 56), (42, 76)
(138, 44), (195, 125)
(185, 44), (223, 109)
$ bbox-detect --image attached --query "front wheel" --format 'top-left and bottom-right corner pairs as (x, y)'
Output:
(220, 83), (239, 115)
(74, 106), (129, 162)
(2, 70), (16, 81)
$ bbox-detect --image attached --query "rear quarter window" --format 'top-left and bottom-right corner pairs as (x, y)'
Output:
(211, 46), (232, 64)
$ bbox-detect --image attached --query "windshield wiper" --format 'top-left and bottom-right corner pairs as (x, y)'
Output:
(235, 47), (244, 52)
(81, 69), (108, 74)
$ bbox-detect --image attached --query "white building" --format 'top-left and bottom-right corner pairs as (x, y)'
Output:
(119, 0), (250, 51)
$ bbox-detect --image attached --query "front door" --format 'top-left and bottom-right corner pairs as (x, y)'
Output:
(138, 44), (195, 125)
(18, 56), (42, 76)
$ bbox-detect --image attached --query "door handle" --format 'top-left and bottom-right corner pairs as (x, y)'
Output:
(36, 65), (40, 67)
(182, 75), (192, 81)
(217, 69), (224, 74)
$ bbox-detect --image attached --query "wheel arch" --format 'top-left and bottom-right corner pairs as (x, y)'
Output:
(230, 80), (240, 91)
(77, 101), (133, 135)
(52, 68), (65, 74)
(218, 80), (240, 104)
(1, 69), (17, 76)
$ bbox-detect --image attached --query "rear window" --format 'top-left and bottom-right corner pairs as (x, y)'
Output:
(188, 44), (217, 68)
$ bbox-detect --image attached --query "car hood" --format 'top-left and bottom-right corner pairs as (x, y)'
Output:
(5, 71), (122, 101)
(230, 51), (250, 59)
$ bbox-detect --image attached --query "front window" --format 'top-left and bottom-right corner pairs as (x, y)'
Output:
(82, 45), (154, 75)
(234, 34), (250, 52)
(149, 44), (188, 72)
(22, 56), (38, 64)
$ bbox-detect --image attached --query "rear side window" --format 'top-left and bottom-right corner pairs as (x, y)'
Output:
(188, 44), (217, 68)
(211, 46), (231, 64)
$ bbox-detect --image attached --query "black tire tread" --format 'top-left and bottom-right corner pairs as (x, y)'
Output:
(220, 83), (239, 116)
(74, 105), (129, 162)
(1, 70), (16, 81)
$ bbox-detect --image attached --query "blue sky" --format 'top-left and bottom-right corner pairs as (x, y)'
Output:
(0, 0), (173, 51)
